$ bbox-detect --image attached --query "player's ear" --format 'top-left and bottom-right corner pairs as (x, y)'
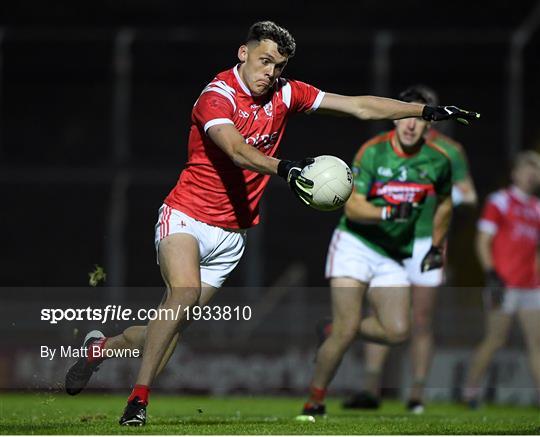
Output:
(238, 45), (248, 63)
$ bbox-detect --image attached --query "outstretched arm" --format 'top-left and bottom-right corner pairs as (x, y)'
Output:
(318, 93), (480, 125)
(319, 93), (424, 120)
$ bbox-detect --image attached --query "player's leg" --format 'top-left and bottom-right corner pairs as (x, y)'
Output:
(118, 234), (201, 426)
(106, 284), (218, 373)
(409, 285), (438, 406)
(135, 233), (202, 379)
(516, 297), (540, 405)
(303, 277), (367, 414)
(404, 236), (443, 411)
(101, 285), (217, 358)
(65, 285), (217, 396)
(342, 340), (390, 409)
(363, 342), (390, 395)
(464, 303), (513, 404)
(359, 285), (411, 345)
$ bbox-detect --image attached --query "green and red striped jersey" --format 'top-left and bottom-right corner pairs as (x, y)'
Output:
(337, 130), (452, 260)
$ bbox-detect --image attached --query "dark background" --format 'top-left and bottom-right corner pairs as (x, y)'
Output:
(1, 0), (540, 288)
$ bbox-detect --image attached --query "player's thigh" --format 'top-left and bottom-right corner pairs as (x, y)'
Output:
(517, 308), (540, 349)
(411, 286), (438, 325)
(330, 277), (367, 334)
(369, 286), (410, 331)
(158, 233), (201, 291)
(482, 309), (513, 344)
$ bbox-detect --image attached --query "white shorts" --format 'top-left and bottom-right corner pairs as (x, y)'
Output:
(154, 205), (246, 288)
(501, 289), (540, 314)
(325, 229), (410, 287)
(403, 237), (444, 287)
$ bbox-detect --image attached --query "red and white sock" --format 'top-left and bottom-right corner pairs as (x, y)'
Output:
(307, 385), (327, 405)
(128, 384), (150, 405)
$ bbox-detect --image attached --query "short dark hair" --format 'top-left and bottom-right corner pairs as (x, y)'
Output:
(246, 21), (296, 58)
(398, 84), (439, 106)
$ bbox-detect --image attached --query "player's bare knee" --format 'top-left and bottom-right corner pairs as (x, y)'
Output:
(166, 286), (200, 307)
(385, 322), (410, 344)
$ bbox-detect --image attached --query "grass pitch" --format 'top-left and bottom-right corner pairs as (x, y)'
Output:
(0, 393), (538, 434)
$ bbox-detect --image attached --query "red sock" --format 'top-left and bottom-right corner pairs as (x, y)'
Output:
(128, 385), (149, 405)
(308, 385), (327, 404)
(87, 338), (107, 363)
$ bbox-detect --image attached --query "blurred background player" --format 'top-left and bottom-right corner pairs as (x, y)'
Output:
(64, 21), (479, 426)
(301, 87), (456, 417)
(463, 150), (540, 408)
(340, 85), (478, 414)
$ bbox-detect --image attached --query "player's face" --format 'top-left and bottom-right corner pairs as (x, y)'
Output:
(512, 162), (540, 194)
(394, 116), (430, 148)
(237, 39), (288, 97)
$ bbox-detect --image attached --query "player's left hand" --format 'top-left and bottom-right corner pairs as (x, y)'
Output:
(277, 158), (315, 205)
(420, 245), (444, 272)
(422, 106), (480, 125)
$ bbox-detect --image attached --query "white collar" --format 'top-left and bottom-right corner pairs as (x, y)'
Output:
(510, 185), (531, 202)
(233, 64), (252, 96)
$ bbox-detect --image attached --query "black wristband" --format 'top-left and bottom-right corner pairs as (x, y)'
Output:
(422, 106), (434, 121)
(277, 160), (291, 179)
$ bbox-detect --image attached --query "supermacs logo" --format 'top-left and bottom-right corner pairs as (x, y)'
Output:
(245, 131), (279, 150)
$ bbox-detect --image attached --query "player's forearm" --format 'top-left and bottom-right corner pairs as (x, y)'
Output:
(229, 141), (279, 175)
(476, 232), (494, 271)
(344, 196), (384, 223)
(353, 96), (424, 121)
(431, 195), (452, 247)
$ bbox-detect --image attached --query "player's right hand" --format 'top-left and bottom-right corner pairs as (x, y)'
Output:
(277, 158), (315, 205)
(422, 105), (480, 125)
(381, 202), (414, 222)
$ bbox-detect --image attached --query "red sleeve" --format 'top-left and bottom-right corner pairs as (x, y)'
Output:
(288, 80), (324, 114)
(477, 198), (503, 235)
(192, 91), (235, 134)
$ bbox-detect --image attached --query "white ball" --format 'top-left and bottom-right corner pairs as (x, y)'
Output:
(300, 155), (353, 211)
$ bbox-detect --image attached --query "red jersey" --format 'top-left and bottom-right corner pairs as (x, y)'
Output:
(478, 186), (540, 289)
(164, 65), (325, 229)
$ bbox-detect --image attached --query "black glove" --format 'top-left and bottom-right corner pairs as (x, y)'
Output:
(381, 202), (414, 222)
(421, 245), (444, 272)
(484, 269), (506, 307)
(422, 105), (480, 126)
(277, 158), (315, 205)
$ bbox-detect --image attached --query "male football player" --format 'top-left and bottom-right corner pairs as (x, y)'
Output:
(301, 86), (456, 417)
(464, 150), (540, 408)
(64, 21), (478, 425)
(341, 85), (478, 414)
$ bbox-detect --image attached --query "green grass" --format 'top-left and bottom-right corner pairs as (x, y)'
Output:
(0, 393), (538, 434)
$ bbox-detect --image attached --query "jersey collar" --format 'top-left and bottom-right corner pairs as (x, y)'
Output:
(233, 64), (252, 96)
(509, 185), (531, 202)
